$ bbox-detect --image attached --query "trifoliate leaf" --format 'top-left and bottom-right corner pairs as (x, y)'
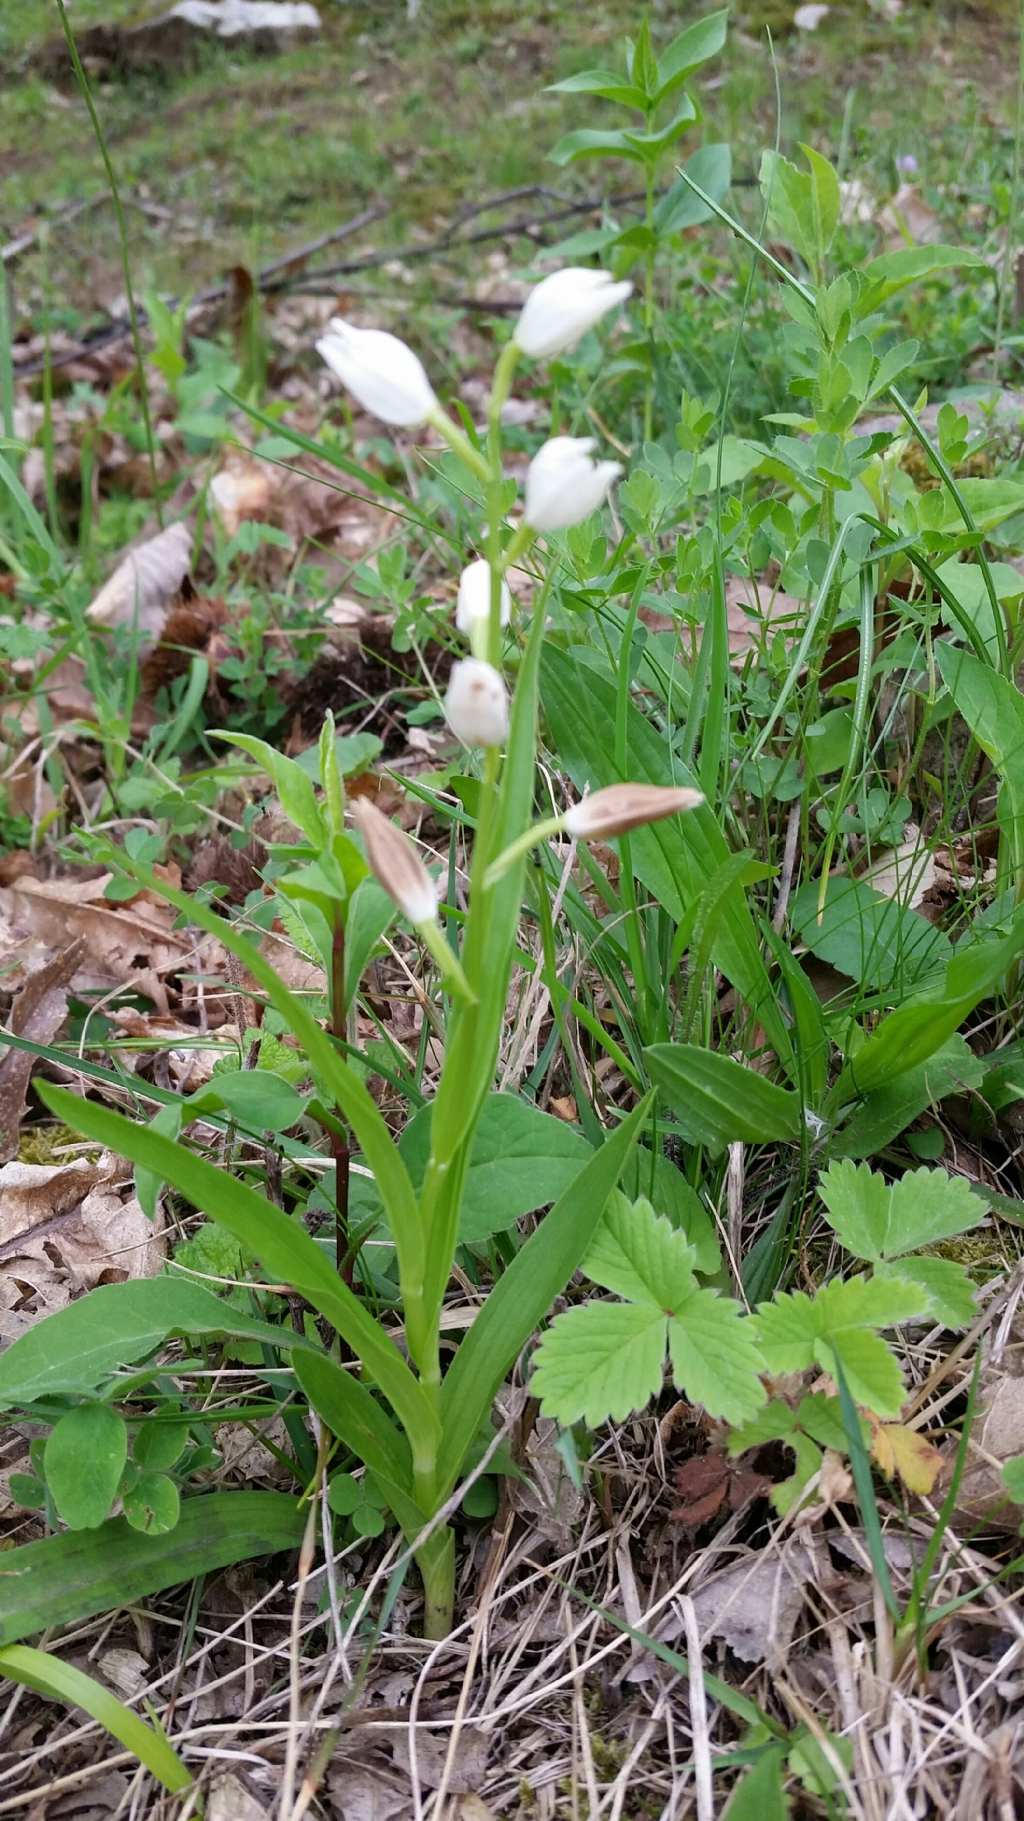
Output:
(667, 1292), (766, 1423)
(755, 1273), (928, 1416)
(727, 1400), (798, 1449)
(583, 1193), (697, 1307)
(886, 1167), (983, 1254)
(531, 1302), (667, 1426)
(814, 1272), (928, 1334)
(874, 1256), (976, 1328)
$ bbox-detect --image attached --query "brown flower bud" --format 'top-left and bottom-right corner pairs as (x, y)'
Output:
(563, 783), (703, 840)
(351, 798), (437, 924)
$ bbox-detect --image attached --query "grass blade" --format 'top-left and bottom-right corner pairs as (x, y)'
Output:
(0, 1645), (191, 1794)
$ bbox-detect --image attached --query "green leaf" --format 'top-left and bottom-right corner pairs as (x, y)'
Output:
(667, 1292), (767, 1424)
(760, 147), (838, 267)
(886, 1166), (984, 1254)
(44, 1404), (127, 1530)
(860, 244), (990, 309)
(656, 143), (732, 234)
(399, 1092), (591, 1244)
(133, 1416), (189, 1471)
(790, 876), (950, 992)
(823, 1325), (909, 1415)
(874, 1255), (976, 1327)
(646, 1044), (803, 1148)
(546, 68), (649, 109)
(213, 731), (325, 845)
(38, 1084), (436, 1459)
(293, 1350), (424, 1539)
(542, 646), (794, 1071)
(548, 127), (643, 166)
(620, 1152), (721, 1274)
(0, 1492), (304, 1645)
(817, 1158), (892, 1258)
(1001, 1455), (1024, 1503)
(654, 8), (729, 103)
(583, 1192), (697, 1307)
(123, 1472), (180, 1535)
(723, 1749), (791, 1820)
(532, 1302), (668, 1426)
(936, 642), (1024, 843)
(837, 918), (1024, 1096)
(437, 1095), (652, 1495)
(834, 1036), (985, 1158)
(935, 558), (1024, 654)
(755, 1273), (929, 1415)
(0, 1645), (191, 1794)
(928, 477), (1024, 536)
(0, 1276), (319, 1410)
(193, 1069), (307, 1133)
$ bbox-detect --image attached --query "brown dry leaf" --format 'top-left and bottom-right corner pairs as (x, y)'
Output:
(389, 1725), (491, 1793)
(85, 521), (193, 640)
(858, 825), (937, 911)
(207, 1774), (271, 1821)
(5, 874), (191, 1015)
(326, 1762), (409, 1821)
(724, 574), (804, 661)
(671, 1451), (769, 1528)
(688, 1545), (812, 1664)
(871, 1420), (943, 1496)
(947, 1358), (1024, 1525)
(0, 938), (84, 1162)
(510, 1414), (584, 1551)
(0, 1155), (165, 1341)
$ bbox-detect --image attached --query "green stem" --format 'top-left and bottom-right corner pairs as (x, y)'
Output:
(643, 157), (657, 444)
(416, 1523), (456, 1640)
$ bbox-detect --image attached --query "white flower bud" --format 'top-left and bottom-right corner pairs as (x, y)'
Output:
(352, 797), (438, 925)
(514, 268), (633, 359)
(316, 318), (437, 427)
(455, 558), (512, 637)
(444, 658), (509, 748)
(525, 436), (622, 533)
(563, 783), (704, 840)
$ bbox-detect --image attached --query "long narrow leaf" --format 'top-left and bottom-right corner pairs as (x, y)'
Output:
(38, 1084), (437, 1456)
(0, 1645), (192, 1794)
(293, 1351), (426, 1537)
(437, 1093), (652, 1493)
(0, 1492), (304, 1644)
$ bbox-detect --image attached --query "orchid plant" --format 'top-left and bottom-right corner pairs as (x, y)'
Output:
(27, 267), (709, 1637)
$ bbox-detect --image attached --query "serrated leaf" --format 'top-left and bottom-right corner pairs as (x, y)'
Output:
(817, 1327), (907, 1416)
(667, 1293), (766, 1423)
(755, 1273), (928, 1415)
(796, 1393), (851, 1452)
(815, 1272), (928, 1333)
(874, 1256), (976, 1327)
(887, 1167), (983, 1254)
(727, 1400), (798, 1449)
(531, 1303), (667, 1426)
(818, 1158), (892, 1260)
(583, 1194), (697, 1308)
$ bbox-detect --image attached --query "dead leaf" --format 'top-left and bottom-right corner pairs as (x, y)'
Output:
(671, 1452), (769, 1529)
(0, 1156), (165, 1341)
(5, 873), (191, 1015)
(946, 1358), (1024, 1525)
(858, 826), (937, 912)
(688, 1545), (812, 1664)
(870, 1421), (942, 1496)
(0, 939), (84, 1162)
(879, 183), (943, 252)
(0, 1155), (118, 1250)
(85, 521), (193, 640)
(389, 1725), (490, 1793)
(326, 1762), (409, 1821)
(96, 1648), (149, 1702)
(207, 1772), (271, 1821)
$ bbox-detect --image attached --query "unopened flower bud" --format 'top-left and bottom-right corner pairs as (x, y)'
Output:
(455, 558), (511, 637)
(514, 268), (633, 359)
(316, 318), (437, 427)
(444, 658), (509, 748)
(525, 436), (622, 533)
(352, 797), (437, 925)
(563, 783), (704, 840)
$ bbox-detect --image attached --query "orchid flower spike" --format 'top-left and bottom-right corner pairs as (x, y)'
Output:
(525, 436), (622, 533)
(316, 318), (438, 427)
(564, 783), (704, 839)
(455, 559), (512, 640)
(514, 268), (632, 360)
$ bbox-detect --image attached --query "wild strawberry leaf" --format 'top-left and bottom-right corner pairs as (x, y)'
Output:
(583, 1192), (697, 1306)
(874, 1256), (976, 1328)
(819, 1158), (983, 1263)
(754, 1272), (928, 1417)
(530, 1303), (668, 1426)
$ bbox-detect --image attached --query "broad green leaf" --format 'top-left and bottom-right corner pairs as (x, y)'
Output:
(398, 1092), (591, 1243)
(38, 1084), (436, 1457)
(620, 1151), (720, 1274)
(859, 244), (989, 308)
(655, 143), (732, 234)
(531, 1302), (667, 1426)
(344, 878), (396, 1006)
(123, 1472), (180, 1535)
(546, 68), (649, 109)
(755, 1272), (928, 1415)
(874, 1256), (976, 1327)
(622, 100), (698, 160)
(542, 646), (794, 1071)
(761, 149), (833, 267)
(44, 1404), (127, 1530)
(819, 1158), (983, 1265)
(437, 1095), (651, 1493)
(584, 1193), (697, 1308)
(790, 877), (950, 992)
(0, 1646), (191, 1794)
(935, 558), (1024, 652)
(193, 1068), (306, 1133)
(0, 1492), (304, 1645)
(723, 1748), (791, 1820)
(929, 477), (1024, 536)
(818, 1159), (892, 1259)
(0, 1275), (319, 1410)
(646, 1044), (802, 1148)
(936, 642), (1024, 842)
(548, 127), (643, 166)
(667, 1292), (766, 1423)
(213, 731), (325, 845)
(819, 1326), (907, 1417)
(655, 8), (729, 104)
(834, 1036), (985, 1158)
(133, 1416), (189, 1472)
(802, 144), (840, 260)
(837, 918), (1024, 1095)
(293, 1350), (423, 1537)
(1001, 1455), (1024, 1503)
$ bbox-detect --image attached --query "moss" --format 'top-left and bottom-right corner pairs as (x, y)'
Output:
(17, 1123), (100, 1166)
